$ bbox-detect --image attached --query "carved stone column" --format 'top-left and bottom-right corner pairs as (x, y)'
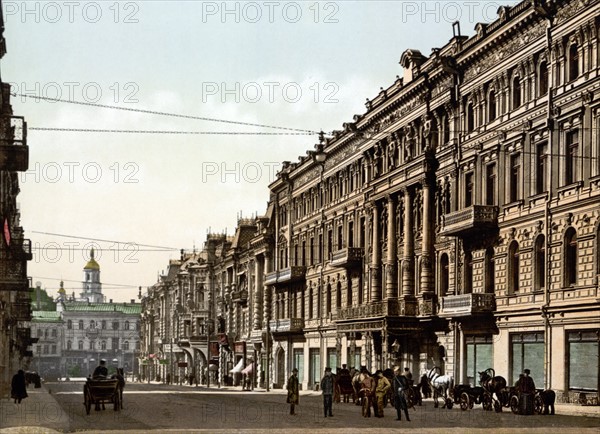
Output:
(370, 202), (382, 302)
(386, 195), (397, 299)
(263, 252), (272, 325)
(253, 256), (263, 330)
(420, 178), (434, 296)
(402, 189), (414, 297)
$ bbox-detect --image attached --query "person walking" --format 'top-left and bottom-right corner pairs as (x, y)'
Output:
(11, 370), (28, 404)
(375, 370), (391, 417)
(359, 367), (375, 417)
(287, 368), (299, 415)
(320, 367), (335, 417)
(393, 368), (410, 421)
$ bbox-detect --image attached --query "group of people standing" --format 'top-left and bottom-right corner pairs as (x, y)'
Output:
(286, 365), (413, 422)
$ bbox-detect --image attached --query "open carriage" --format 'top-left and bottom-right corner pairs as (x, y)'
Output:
(83, 377), (122, 415)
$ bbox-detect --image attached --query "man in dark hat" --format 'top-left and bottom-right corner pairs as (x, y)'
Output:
(321, 367), (335, 417)
(287, 368), (299, 415)
(519, 369), (536, 394)
(92, 359), (108, 379)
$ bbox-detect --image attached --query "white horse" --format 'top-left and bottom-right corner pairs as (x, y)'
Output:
(426, 367), (454, 408)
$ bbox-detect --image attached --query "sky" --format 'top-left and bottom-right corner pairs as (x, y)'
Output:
(1, 0), (517, 302)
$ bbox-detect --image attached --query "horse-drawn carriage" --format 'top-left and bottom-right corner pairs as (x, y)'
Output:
(510, 389), (556, 415)
(83, 370), (125, 415)
(451, 384), (492, 411)
(426, 367), (454, 409)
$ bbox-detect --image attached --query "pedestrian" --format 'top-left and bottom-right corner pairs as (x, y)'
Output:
(92, 359), (108, 379)
(375, 370), (390, 417)
(520, 369), (536, 394)
(320, 367), (334, 417)
(403, 367), (413, 386)
(287, 368), (299, 415)
(393, 368), (410, 421)
(359, 368), (375, 417)
(11, 370), (28, 404)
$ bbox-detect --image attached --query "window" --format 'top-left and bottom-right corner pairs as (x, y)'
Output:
(485, 247), (495, 293)
(112, 337), (120, 350)
(43, 345), (49, 354)
(509, 153), (520, 202)
(337, 225), (343, 250)
(466, 336), (493, 387)
(569, 43), (579, 81)
(125, 321), (130, 331)
(310, 236), (314, 265)
(534, 236), (546, 291)
(67, 340), (72, 350)
(567, 330), (599, 391)
(308, 286), (313, 319)
(536, 142), (548, 194)
(101, 340), (106, 350)
(539, 61), (548, 96)
(326, 284), (332, 315)
(512, 76), (521, 108)
(37, 328), (43, 338)
(443, 113), (450, 143)
(485, 164), (496, 205)
(78, 341), (84, 350)
(101, 320), (106, 330)
(348, 221), (354, 248)
(440, 253), (449, 296)
(336, 282), (342, 310)
(466, 102), (474, 132)
(488, 90), (496, 121)
(78, 320), (84, 330)
(509, 241), (520, 294)
(124, 341), (130, 351)
(565, 228), (578, 286)
(566, 130), (579, 185)
(113, 321), (120, 330)
(293, 348), (304, 382)
(301, 241), (306, 267)
(327, 347), (338, 373)
(511, 332), (545, 386)
(51, 329), (57, 337)
(90, 320), (95, 329)
(464, 251), (473, 294)
(67, 320), (72, 330)
(465, 172), (474, 207)
(90, 341), (95, 350)
(309, 348), (320, 385)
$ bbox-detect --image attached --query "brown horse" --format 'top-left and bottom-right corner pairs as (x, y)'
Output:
(478, 369), (507, 412)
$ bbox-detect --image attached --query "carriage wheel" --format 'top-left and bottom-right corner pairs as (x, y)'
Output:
(510, 395), (520, 414)
(459, 392), (470, 411)
(534, 394), (544, 415)
(482, 393), (493, 411)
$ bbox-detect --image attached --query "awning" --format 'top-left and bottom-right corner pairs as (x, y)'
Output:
(241, 363), (254, 375)
(230, 358), (244, 373)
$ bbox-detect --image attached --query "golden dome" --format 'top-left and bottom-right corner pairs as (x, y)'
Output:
(84, 248), (100, 270)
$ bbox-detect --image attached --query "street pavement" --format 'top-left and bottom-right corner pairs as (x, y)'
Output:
(0, 381), (598, 433)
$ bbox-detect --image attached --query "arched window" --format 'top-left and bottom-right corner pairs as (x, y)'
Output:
(78, 320), (84, 330)
(534, 235), (546, 291)
(124, 341), (130, 351)
(509, 241), (520, 294)
(464, 251), (473, 294)
(565, 228), (578, 286)
(485, 247), (495, 293)
(539, 61), (548, 96)
(90, 340), (95, 350)
(569, 43), (579, 81)
(440, 253), (449, 296)
(488, 90), (496, 122)
(308, 286), (313, 318)
(512, 76), (521, 109)
(336, 282), (342, 309)
(101, 341), (106, 350)
(326, 284), (332, 315)
(466, 101), (475, 132)
(78, 340), (84, 350)
(125, 321), (130, 331)
(90, 320), (95, 329)
(67, 340), (72, 350)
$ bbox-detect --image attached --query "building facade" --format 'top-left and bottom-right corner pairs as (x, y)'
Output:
(0, 0), (35, 397)
(141, 0), (600, 403)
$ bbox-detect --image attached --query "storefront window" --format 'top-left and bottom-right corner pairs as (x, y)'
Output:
(466, 336), (493, 387)
(511, 332), (545, 386)
(293, 348), (304, 383)
(309, 348), (320, 386)
(568, 331), (599, 391)
(327, 347), (338, 373)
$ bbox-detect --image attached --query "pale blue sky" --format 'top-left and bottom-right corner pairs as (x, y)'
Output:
(2, 1), (517, 301)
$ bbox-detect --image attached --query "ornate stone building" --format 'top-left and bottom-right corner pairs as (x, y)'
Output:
(0, 1), (35, 397)
(141, 0), (599, 402)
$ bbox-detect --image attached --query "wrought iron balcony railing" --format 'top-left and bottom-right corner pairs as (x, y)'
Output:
(439, 293), (496, 317)
(439, 205), (498, 237)
(331, 247), (363, 268)
(269, 318), (304, 333)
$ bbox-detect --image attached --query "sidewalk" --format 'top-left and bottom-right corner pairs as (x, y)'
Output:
(0, 385), (69, 433)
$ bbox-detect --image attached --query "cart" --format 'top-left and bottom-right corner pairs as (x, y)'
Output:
(83, 378), (121, 415)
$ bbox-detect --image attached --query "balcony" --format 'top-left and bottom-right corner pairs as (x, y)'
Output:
(269, 318), (304, 333)
(439, 205), (498, 237)
(331, 247), (363, 268)
(338, 299), (407, 320)
(439, 293), (496, 317)
(264, 266), (306, 286)
(0, 115), (29, 172)
(231, 289), (248, 304)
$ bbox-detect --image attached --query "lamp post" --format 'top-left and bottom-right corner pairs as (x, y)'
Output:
(205, 318), (211, 388)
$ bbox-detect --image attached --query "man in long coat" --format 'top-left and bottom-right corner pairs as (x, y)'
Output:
(287, 368), (299, 415)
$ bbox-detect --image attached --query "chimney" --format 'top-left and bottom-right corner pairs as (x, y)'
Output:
(130, 299), (135, 304)
(109, 299), (113, 303)
(36, 282), (42, 309)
